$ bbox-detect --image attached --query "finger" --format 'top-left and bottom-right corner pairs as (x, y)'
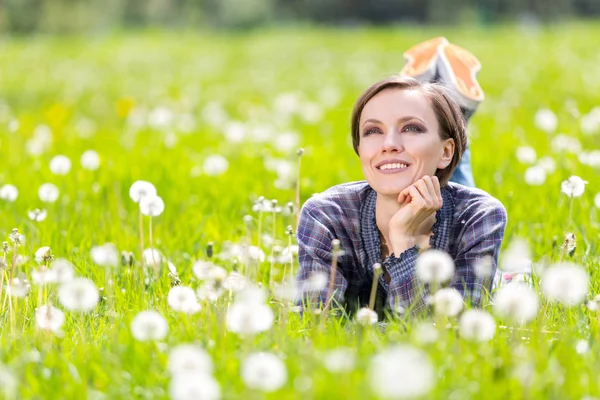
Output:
(422, 176), (437, 200)
(398, 186), (412, 205)
(431, 176), (443, 204)
(413, 180), (433, 206)
(408, 185), (425, 205)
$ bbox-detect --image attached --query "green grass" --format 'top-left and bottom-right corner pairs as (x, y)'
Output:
(1, 23), (600, 399)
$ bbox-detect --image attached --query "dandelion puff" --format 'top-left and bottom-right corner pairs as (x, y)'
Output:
(80, 150), (100, 171)
(537, 156), (556, 173)
(143, 248), (164, 269)
(356, 307), (378, 326)
(58, 278), (99, 312)
(192, 261), (213, 280)
(167, 286), (201, 314)
(28, 208), (47, 222)
(561, 176), (587, 198)
(500, 238), (532, 274)
(534, 108), (558, 133)
(129, 180), (156, 203)
(524, 166), (546, 186)
(7, 275), (30, 298)
(49, 155), (72, 175)
(459, 310), (496, 342)
(36, 305), (65, 333)
(322, 348), (355, 373)
(0, 184), (18, 202)
(241, 352), (287, 392)
(474, 255), (494, 280)
(516, 146), (537, 164)
(493, 283), (539, 324)
(416, 249), (455, 285)
(226, 303), (274, 335)
(130, 310), (169, 341)
(168, 344), (213, 376)
(222, 271), (248, 292)
(575, 340), (589, 355)
(429, 288), (463, 317)
(169, 374), (221, 400)
(38, 183), (59, 203)
(412, 322), (439, 345)
(139, 194), (164, 217)
(32, 267), (56, 286)
(302, 271), (328, 293)
(34, 246), (53, 264)
(50, 258), (75, 283)
(203, 155), (229, 177)
(369, 345), (435, 399)
(90, 243), (120, 268)
(541, 262), (589, 306)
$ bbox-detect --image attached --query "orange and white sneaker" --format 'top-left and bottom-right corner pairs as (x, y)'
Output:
(399, 36), (449, 83)
(436, 42), (485, 112)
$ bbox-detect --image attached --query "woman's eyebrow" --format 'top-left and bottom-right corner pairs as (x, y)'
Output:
(362, 116), (426, 127)
(361, 118), (381, 127)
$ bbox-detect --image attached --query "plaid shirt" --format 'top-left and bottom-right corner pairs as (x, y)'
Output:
(296, 181), (507, 315)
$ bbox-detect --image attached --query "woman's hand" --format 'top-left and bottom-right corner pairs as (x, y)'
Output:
(388, 175), (443, 255)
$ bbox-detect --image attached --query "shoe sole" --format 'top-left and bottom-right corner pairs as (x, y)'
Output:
(399, 36), (448, 82)
(437, 43), (484, 110)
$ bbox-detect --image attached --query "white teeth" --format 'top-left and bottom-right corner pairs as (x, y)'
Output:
(379, 163), (408, 170)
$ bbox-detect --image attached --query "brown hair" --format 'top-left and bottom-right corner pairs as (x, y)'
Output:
(350, 76), (468, 187)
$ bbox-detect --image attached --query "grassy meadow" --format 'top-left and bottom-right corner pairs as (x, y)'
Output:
(1, 23), (600, 399)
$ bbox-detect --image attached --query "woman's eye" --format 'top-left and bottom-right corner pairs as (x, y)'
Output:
(363, 127), (382, 136)
(402, 124), (423, 133)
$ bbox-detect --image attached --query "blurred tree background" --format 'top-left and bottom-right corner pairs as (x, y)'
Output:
(1, 0), (599, 34)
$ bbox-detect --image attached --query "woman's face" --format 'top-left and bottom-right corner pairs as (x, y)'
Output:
(357, 88), (454, 197)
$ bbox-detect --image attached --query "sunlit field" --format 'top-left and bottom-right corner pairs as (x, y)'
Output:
(1, 23), (600, 399)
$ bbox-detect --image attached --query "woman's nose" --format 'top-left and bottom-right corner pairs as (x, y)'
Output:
(382, 130), (403, 152)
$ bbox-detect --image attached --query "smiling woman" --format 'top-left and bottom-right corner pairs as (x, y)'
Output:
(295, 75), (507, 317)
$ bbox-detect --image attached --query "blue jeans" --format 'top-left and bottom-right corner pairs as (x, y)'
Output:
(449, 145), (475, 187)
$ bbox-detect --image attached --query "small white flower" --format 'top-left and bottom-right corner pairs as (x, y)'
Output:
(369, 345), (435, 399)
(90, 243), (120, 267)
(203, 155), (229, 177)
(38, 183), (59, 203)
(34, 246), (52, 264)
(192, 261), (213, 280)
(356, 307), (378, 326)
(274, 132), (299, 153)
(148, 106), (173, 129)
(28, 208), (47, 222)
(58, 278), (100, 312)
(516, 146), (537, 164)
(416, 249), (455, 285)
(32, 267), (56, 286)
(561, 176), (587, 198)
(551, 134), (581, 153)
(50, 258), (75, 283)
(541, 262), (589, 306)
(239, 245), (265, 264)
(576, 340), (589, 355)
(524, 165), (546, 186)
(130, 310), (169, 341)
(196, 283), (224, 302)
(169, 374), (221, 400)
(80, 150), (100, 171)
(226, 303), (273, 335)
(139, 194), (165, 217)
(322, 348), (355, 373)
(429, 288), (463, 317)
(241, 352), (287, 392)
(129, 180), (157, 203)
(493, 283), (539, 324)
(143, 248), (164, 269)
(534, 108), (558, 133)
(474, 256), (494, 279)
(49, 155), (72, 175)
(537, 156), (556, 173)
(302, 271), (328, 292)
(7, 276), (30, 298)
(168, 344), (213, 376)
(36, 305), (65, 333)
(459, 310), (496, 342)
(0, 184), (18, 202)
(222, 272), (248, 292)
(500, 238), (532, 274)
(167, 286), (201, 314)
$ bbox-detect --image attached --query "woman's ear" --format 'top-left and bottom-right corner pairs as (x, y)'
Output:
(437, 138), (455, 169)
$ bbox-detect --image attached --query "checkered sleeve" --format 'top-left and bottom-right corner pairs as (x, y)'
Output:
(451, 201), (507, 306)
(380, 247), (427, 314)
(295, 201), (348, 311)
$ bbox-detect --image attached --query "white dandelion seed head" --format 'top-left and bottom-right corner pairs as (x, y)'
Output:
(207, 266), (228, 284)
(561, 176), (587, 198)
(28, 208), (47, 222)
(500, 238), (532, 274)
(537, 156), (556, 173)
(524, 165), (546, 186)
(90, 243), (119, 268)
(168, 344), (214, 376)
(580, 107), (600, 135)
(143, 248), (164, 269)
(474, 255), (495, 279)
(49, 155), (72, 175)
(50, 258), (75, 284)
(129, 180), (157, 203)
(534, 108), (558, 133)
(169, 374), (221, 400)
(130, 310), (169, 342)
(579, 150), (600, 168)
(237, 285), (268, 305)
(369, 345), (435, 399)
(459, 310), (496, 342)
(493, 283), (539, 324)
(274, 132), (300, 153)
(239, 245), (265, 264)
(35, 304), (65, 333)
(551, 134), (581, 153)
(196, 283), (224, 302)
(32, 267), (56, 286)
(148, 106), (174, 129)
(416, 249), (455, 285)
(223, 121), (246, 142)
(541, 262), (589, 306)
(167, 286), (201, 314)
(226, 303), (274, 335)
(222, 271), (248, 293)
(429, 288), (464, 317)
(34, 246), (52, 264)
(58, 277), (100, 312)
(516, 146), (537, 164)
(38, 183), (59, 203)
(241, 352), (287, 393)
(272, 278), (298, 302)
(356, 307), (378, 326)
(0, 184), (18, 202)
(412, 322), (439, 345)
(80, 150), (100, 171)
(192, 261), (214, 280)
(576, 340), (589, 355)
(7, 275), (30, 298)
(203, 155), (229, 177)
(322, 348), (355, 374)
(139, 194), (165, 217)
(303, 271), (328, 293)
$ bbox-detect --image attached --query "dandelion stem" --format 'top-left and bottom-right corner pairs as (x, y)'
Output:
(149, 216), (158, 280)
(138, 208), (145, 288)
(295, 149), (304, 229)
(369, 265), (382, 310)
(322, 239), (341, 319)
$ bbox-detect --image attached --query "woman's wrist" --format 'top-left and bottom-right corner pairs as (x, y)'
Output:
(389, 234), (416, 256)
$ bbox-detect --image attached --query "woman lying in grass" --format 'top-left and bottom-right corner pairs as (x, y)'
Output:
(296, 39), (507, 317)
